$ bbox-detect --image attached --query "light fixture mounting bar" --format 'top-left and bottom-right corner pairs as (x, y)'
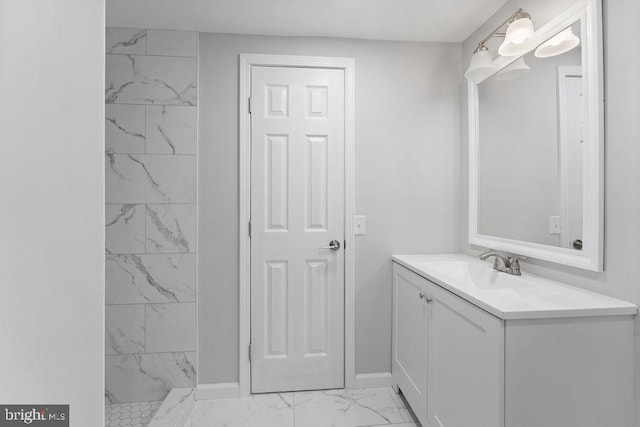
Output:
(474, 8), (531, 52)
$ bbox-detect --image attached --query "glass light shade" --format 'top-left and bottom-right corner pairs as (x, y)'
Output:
(495, 57), (530, 81)
(535, 27), (580, 58)
(465, 49), (497, 83)
(498, 17), (535, 57)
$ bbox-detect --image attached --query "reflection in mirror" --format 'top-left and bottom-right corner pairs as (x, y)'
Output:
(477, 20), (583, 250)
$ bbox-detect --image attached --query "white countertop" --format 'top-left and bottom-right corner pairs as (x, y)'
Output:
(392, 254), (638, 320)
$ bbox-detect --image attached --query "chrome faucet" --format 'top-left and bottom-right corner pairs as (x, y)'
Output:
(479, 251), (527, 275)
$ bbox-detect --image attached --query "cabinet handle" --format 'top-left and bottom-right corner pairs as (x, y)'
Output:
(419, 292), (433, 303)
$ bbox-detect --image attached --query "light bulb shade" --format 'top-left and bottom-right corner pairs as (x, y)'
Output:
(465, 49), (497, 83)
(498, 17), (535, 57)
(495, 57), (530, 81)
(535, 27), (580, 58)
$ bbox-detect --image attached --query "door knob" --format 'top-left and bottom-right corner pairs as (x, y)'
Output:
(572, 239), (583, 250)
(319, 240), (341, 251)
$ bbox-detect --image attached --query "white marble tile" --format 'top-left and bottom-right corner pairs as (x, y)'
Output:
(147, 30), (197, 57)
(146, 106), (197, 154)
(106, 104), (146, 154)
(105, 304), (145, 355)
(145, 303), (196, 353)
(142, 155), (196, 203)
(106, 254), (196, 304)
(146, 205), (196, 253)
(147, 387), (194, 427)
(189, 393), (294, 427)
(388, 389), (417, 423)
(106, 154), (196, 203)
(294, 388), (404, 427)
(105, 352), (196, 404)
(106, 204), (145, 254)
(106, 28), (146, 54)
(106, 54), (197, 105)
(366, 423), (417, 427)
(105, 154), (148, 204)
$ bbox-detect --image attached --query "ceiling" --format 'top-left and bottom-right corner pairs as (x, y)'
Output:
(106, 0), (509, 43)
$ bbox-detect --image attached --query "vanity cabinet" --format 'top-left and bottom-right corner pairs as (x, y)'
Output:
(392, 259), (635, 427)
(393, 263), (503, 427)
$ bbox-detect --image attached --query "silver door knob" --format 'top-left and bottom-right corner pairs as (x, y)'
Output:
(319, 240), (341, 251)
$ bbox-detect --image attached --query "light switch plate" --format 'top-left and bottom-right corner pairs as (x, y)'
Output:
(549, 216), (561, 235)
(354, 215), (366, 235)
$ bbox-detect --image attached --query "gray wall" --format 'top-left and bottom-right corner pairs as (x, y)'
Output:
(0, 0), (105, 424)
(462, 0), (640, 423)
(198, 34), (463, 383)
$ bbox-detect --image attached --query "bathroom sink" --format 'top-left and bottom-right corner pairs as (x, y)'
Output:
(392, 254), (638, 319)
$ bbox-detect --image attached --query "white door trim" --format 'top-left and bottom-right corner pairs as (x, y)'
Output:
(239, 53), (356, 396)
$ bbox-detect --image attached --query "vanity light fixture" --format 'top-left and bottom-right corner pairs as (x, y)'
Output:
(495, 57), (530, 81)
(464, 43), (498, 83)
(465, 8), (534, 83)
(535, 27), (580, 58)
(498, 11), (535, 57)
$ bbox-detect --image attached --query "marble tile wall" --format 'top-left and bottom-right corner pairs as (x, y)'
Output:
(105, 27), (198, 404)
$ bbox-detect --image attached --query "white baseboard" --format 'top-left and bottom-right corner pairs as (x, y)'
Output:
(196, 382), (240, 401)
(354, 372), (393, 389)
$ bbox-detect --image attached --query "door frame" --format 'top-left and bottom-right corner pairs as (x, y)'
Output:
(238, 53), (356, 396)
(556, 65), (583, 249)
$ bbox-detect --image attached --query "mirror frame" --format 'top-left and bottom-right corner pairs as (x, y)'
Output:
(468, 0), (604, 271)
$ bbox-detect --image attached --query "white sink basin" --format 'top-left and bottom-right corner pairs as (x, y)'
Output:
(393, 254), (637, 320)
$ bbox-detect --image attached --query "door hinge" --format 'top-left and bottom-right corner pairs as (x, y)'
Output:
(248, 343), (253, 361)
(344, 240), (347, 250)
(248, 97), (252, 114)
(248, 221), (252, 238)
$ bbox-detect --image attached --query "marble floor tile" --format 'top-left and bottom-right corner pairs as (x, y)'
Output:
(146, 30), (197, 57)
(145, 303), (196, 353)
(388, 389), (418, 424)
(105, 304), (145, 355)
(189, 393), (294, 427)
(294, 388), (404, 427)
(106, 254), (196, 304)
(147, 387), (194, 427)
(145, 205), (196, 253)
(146, 106), (197, 154)
(105, 352), (196, 404)
(106, 104), (146, 154)
(106, 204), (145, 254)
(106, 28), (147, 55)
(105, 54), (196, 105)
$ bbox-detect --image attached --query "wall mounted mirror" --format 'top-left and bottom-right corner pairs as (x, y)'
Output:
(468, 0), (604, 271)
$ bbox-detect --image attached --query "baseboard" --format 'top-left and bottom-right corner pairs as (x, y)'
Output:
(196, 382), (240, 401)
(354, 372), (393, 389)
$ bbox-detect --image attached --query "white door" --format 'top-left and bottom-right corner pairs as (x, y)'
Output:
(250, 65), (345, 393)
(557, 67), (584, 250)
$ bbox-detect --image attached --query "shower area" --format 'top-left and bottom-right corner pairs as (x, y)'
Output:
(104, 27), (199, 425)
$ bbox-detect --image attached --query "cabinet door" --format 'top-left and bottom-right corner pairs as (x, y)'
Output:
(426, 281), (504, 427)
(392, 264), (428, 424)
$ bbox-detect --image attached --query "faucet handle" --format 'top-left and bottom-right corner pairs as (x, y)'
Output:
(508, 255), (527, 275)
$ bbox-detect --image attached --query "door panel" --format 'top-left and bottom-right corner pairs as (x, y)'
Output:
(251, 66), (345, 393)
(392, 265), (428, 424)
(427, 282), (504, 427)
